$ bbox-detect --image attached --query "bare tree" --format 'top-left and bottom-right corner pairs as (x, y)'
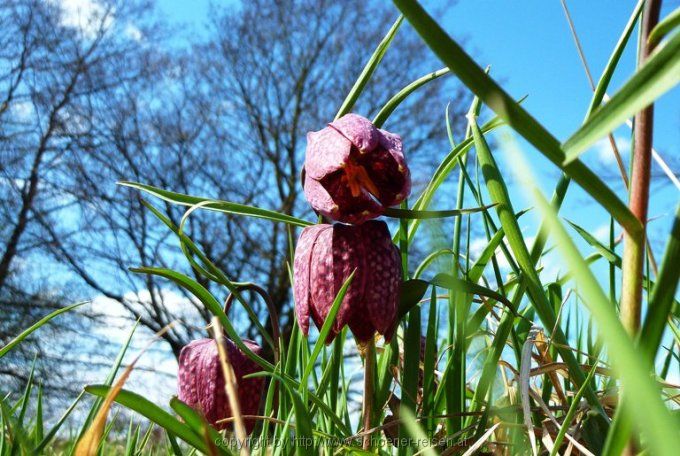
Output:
(1, 0), (467, 368)
(0, 0), (162, 390)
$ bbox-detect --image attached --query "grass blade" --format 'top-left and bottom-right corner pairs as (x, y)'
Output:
(648, 6), (680, 47)
(640, 205), (680, 361)
(299, 271), (355, 391)
(391, 0), (640, 235)
(131, 267), (273, 372)
(563, 31), (680, 162)
(470, 119), (607, 422)
(0, 303), (85, 359)
(587, 0), (645, 115)
(85, 386), (213, 454)
(512, 146), (680, 456)
(335, 15), (403, 119)
(120, 181), (312, 228)
(373, 67), (449, 127)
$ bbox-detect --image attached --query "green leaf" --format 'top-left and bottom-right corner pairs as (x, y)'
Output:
(514, 146), (680, 456)
(398, 408), (437, 456)
(130, 266), (274, 372)
(373, 67), (449, 127)
(169, 398), (229, 454)
(394, 279), (429, 323)
(335, 15), (403, 119)
(391, 0), (640, 235)
(550, 361), (600, 456)
(84, 386), (215, 454)
(640, 205), (680, 361)
(401, 116), (505, 244)
(563, 30), (680, 162)
(0, 302), (85, 359)
(430, 273), (516, 315)
(587, 0), (644, 116)
(300, 271), (355, 391)
(470, 118), (607, 421)
(34, 392), (85, 453)
(649, 6), (680, 47)
(33, 383), (43, 445)
(120, 181), (312, 228)
(383, 204), (495, 219)
(564, 219), (619, 263)
(248, 372), (315, 456)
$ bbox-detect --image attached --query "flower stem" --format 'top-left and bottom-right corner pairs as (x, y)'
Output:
(362, 337), (376, 450)
(621, 1), (661, 454)
(620, 0), (661, 336)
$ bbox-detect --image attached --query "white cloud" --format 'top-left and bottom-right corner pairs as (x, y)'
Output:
(594, 135), (631, 166)
(11, 101), (33, 121)
(591, 223), (621, 244)
(89, 289), (193, 405)
(51, 0), (114, 39)
(123, 23), (143, 41)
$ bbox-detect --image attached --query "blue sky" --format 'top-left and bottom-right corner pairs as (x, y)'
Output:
(157, 0), (678, 247)
(116, 0), (679, 398)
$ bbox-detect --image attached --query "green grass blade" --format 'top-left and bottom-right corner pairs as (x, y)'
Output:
(335, 15), (403, 119)
(17, 357), (36, 430)
(73, 320), (140, 450)
(640, 205), (680, 361)
(649, 6), (680, 47)
(383, 204), (495, 219)
(299, 271), (355, 391)
(373, 67), (449, 127)
(391, 0), (640, 235)
(84, 386), (214, 454)
(169, 398), (229, 454)
(120, 181), (312, 228)
(401, 116), (506, 244)
(470, 120), (607, 421)
(137, 423), (154, 454)
(123, 419), (138, 456)
(247, 372), (315, 456)
(587, 0), (644, 115)
(166, 431), (182, 456)
(399, 408), (437, 456)
(33, 391), (85, 453)
(399, 304), (421, 445)
(517, 154), (680, 456)
(563, 31), (680, 162)
(33, 383), (43, 445)
(131, 267), (274, 372)
(549, 361), (600, 456)
(0, 302), (85, 359)
(140, 200), (276, 352)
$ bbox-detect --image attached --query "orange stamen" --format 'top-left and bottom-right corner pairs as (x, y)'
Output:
(344, 160), (380, 198)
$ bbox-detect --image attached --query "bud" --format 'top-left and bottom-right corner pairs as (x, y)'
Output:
(178, 338), (264, 433)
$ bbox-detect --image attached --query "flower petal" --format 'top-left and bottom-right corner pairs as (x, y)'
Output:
(293, 224), (327, 335)
(330, 113), (379, 152)
(314, 171), (383, 223)
(305, 128), (351, 180)
(357, 130), (411, 207)
(360, 221), (401, 336)
(303, 174), (339, 219)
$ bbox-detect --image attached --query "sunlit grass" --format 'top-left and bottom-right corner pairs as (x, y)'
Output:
(1, 1), (679, 455)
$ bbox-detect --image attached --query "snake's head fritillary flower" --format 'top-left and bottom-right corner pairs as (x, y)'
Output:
(303, 113), (411, 224)
(178, 338), (264, 433)
(293, 220), (401, 343)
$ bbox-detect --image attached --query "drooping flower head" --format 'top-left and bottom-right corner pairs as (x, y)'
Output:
(178, 338), (264, 433)
(303, 114), (411, 224)
(293, 220), (401, 343)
